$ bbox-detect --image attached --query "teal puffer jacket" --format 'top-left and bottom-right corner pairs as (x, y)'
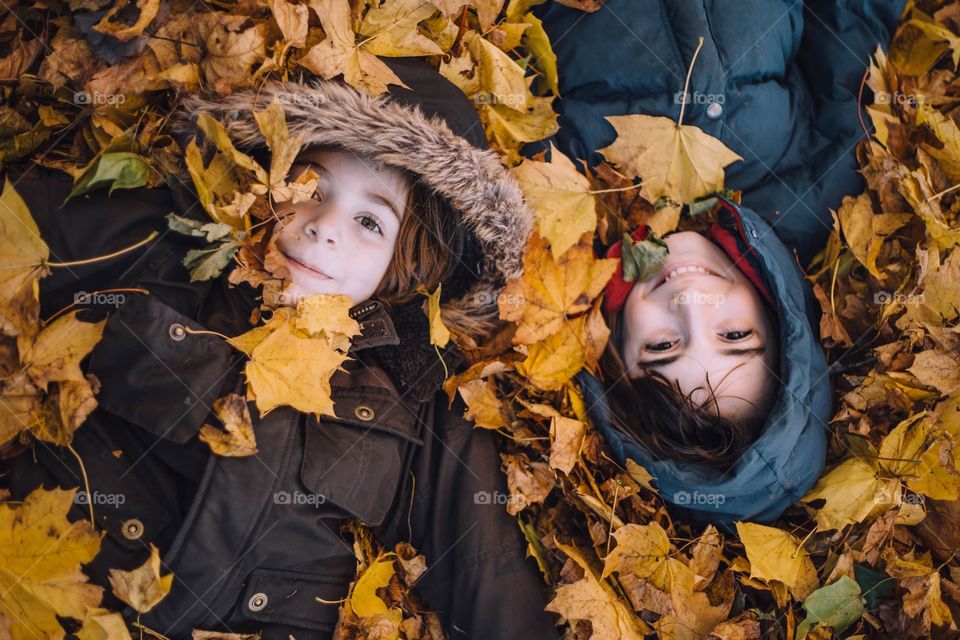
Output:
(534, 0), (906, 266)
(576, 199), (832, 529)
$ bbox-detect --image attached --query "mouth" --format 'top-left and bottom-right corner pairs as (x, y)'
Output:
(651, 261), (726, 291)
(279, 248), (333, 280)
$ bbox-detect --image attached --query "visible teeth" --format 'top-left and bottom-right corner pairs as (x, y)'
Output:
(665, 265), (710, 282)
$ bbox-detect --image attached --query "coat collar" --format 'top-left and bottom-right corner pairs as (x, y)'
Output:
(348, 300), (401, 352)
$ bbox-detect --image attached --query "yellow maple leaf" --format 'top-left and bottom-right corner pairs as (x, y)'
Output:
(599, 114), (741, 209)
(302, 0), (441, 95)
(499, 232), (617, 345)
(601, 522), (686, 593)
(735, 522), (819, 601)
(108, 543), (173, 614)
(0, 177), (50, 340)
(0, 487), (103, 640)
(800, 456), (900, 531)
(548, 415), (585, 474)
(228, 305), (352, 419)
(513, 144), (598, 257)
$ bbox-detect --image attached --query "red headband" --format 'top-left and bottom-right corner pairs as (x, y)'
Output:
(602, 221), (775, 316)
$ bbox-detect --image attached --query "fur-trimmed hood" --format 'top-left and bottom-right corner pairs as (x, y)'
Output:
(171, 58), (531, 345)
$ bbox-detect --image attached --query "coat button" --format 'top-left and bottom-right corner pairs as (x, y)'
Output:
(706, 102), (723, 119)
(354, 405), (375, 421)
(168, 323), (187, 341)
(121, 518), (144, 540)
(248, 592), (268, 612)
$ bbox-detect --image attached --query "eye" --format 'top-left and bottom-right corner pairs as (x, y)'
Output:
(645, 339), (677, 352)
(721, 329), (753, 341)
(356, 214), (383, 235)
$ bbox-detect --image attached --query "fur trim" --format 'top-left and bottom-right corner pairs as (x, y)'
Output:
(173, 79), (532, 342)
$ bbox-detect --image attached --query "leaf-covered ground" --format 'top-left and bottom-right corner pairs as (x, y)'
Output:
(1, 0), (960, 638)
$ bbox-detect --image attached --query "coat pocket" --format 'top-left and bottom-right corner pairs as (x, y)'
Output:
(236, 566), (351, 631)
(87, 293), (238, 443)
(300, 386), (423, 526)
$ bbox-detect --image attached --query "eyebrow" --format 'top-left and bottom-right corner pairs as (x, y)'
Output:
(639, 345), (766, 367)
(296, 161), (403, 221)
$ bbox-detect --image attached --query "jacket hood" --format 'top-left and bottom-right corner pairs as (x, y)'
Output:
(172, 58), (532, 344)
(578, 199), (831, 529)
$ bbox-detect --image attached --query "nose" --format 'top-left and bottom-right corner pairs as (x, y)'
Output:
(302, 205), (339, 246)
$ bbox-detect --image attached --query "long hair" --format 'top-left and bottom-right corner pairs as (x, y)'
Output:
(596, 305), (778, 470)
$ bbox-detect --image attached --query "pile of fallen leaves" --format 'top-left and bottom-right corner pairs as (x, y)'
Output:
(4, 0), (960, 638)
(453, 5), (960, 640)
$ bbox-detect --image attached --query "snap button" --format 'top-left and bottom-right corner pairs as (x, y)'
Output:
(121, 518), (144, 540)
(168, 323), (186, 341)
(354, 405), (375, 421)
(706, 102), (723, 119)
(248, 592), (268, 612)
(750, 228), (758, 239)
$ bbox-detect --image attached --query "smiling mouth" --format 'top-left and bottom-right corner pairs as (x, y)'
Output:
(651, 262), (725, 291)
(280, 249), (333, 280)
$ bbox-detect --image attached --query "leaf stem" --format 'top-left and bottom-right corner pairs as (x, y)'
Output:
(677, 36), (705, 128)
(67, 444), (94, 526)
(47, 230), (160, 268)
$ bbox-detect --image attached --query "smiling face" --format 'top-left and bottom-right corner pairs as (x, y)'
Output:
(271, 149), (410, 306)
(620, 231), (780, 421)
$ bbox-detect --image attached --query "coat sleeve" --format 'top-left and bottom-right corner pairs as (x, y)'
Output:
(399, 396), (561, 640)
(741, 0), (907, 266)
(4, 167), (212, 320)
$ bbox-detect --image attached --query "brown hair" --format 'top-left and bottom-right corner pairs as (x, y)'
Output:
(597, 306), (779, 470)
(373, 177), (471, 307)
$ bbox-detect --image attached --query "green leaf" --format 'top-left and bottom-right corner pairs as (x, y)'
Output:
(621, 230), (668, 283)
(797, 576), (866, 640)
(183, 241), (240, 282)
(65, 152), (151, 202)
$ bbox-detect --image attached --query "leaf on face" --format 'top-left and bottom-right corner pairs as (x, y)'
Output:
(200, 393), (258, 457)
(735, 522), (819, 600)
(0, 178), (50, 340)
(0, 487), (103, 640)
(108, 543), (173, 614)
(253, 100), (309, 204)
(599, 114), (742, 209)
(513, 144), (597, 257)
(499, 232), (618, 344)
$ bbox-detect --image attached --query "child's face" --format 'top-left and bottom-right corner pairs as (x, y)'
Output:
(272, 150), (409, 306)
(621, 231), (779, 421)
